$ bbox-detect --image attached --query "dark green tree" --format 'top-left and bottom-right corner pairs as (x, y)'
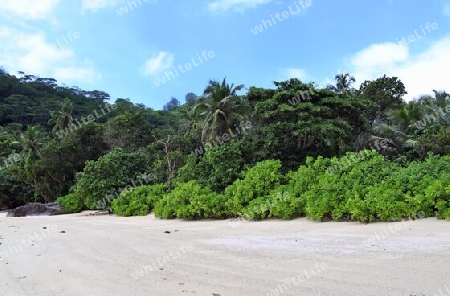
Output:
(358, 75), (407, 124)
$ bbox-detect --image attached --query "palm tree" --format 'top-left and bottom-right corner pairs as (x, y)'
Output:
(386, 101), (423, 132)
(180, 105), (204, 138)
(327, 73), (356, 93)
(13, 125), (43, 202)
(17, 126), (41, 157)
(417, 90), (450, 125)
(48, 98), (73, 131)
(196, 78), (249, 142)
(370, 123), (416, 157)
(369, 102), (422, 157)
(418, 90), (450, 109)
(17, 125), (43, 172)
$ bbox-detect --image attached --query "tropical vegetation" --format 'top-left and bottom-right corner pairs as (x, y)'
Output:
(0, 68), (449, 221)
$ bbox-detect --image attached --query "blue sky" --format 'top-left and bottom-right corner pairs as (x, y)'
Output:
(0, 0), (449, 110)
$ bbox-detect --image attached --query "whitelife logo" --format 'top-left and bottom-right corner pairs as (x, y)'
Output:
(250, 0), (313, 35)
(153, 50), (215, 87)
(51, 31), (81, 49)
(0, 225), (59, 262)
(131, 244), (193, 280)
(191, 121), (252, 157)
(287, 89), (313, 105)
(94, 172), (155, 209)
(396, 22), (439, 45)
(116, 0), (151, 16)
(55, 103), (117, 139)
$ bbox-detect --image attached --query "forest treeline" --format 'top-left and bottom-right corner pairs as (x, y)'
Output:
(0, 68), (449, 221)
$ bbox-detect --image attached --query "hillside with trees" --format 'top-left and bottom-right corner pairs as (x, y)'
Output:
(1, 69), (449, 222)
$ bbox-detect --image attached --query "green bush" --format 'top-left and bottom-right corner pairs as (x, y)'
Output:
(304, 150), (395, 221)
(202, 142), (247, 192)
(71, 149), (153, 210)
(243, 187), (303, 220)
(0, 168), (34, 209)
(348, 154), (450, 222)
(425, 173), (450, 220)
(269, 187), (304, 219)
(111, 183), (167, 217)
(153, 180), (227, 219)
(415, 126), (450, 157)
(225, 159), (283, 215)
(242, 195), (274, 220)
(387, 154), (449, 212)
(272, 157), (330, 219)
(56, 193), (84, 214)
(301, 152), (450, 222)
(175, 142), (246, 192)
(142, 154), (450, 222)
(352, 184), (409, 222)
(436, 199), (450, 220)
(174, 155), (203, 185)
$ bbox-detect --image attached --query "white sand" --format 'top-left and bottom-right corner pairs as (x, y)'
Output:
(0, 213), (449, 296)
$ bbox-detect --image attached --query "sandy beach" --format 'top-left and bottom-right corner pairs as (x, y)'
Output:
(0, 212), (449, 296)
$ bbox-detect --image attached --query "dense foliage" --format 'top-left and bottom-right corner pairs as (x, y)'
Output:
(111, 183), (167, 217)
(153, 180), (227, 219)
(56, 193), (84, 214)
(71, 149), (153, 210)
(224, 159), (283, 215)
(1, 68), (449, 222)
(126, 153), (450, 221)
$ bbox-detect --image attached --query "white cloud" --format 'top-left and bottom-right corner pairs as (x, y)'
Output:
(280, 67), (308, 80)
(143, 51), (174, 76)
(81, 0), (119, 12)
(82, 0), (157, 12)
(348, 37), (450, 100)
(0, 0), (60, 19)
(0, 27), (101, 84)
(350, 42), (409, 80)
(208, 0), (271, 12)
(54, 64), (102, 82)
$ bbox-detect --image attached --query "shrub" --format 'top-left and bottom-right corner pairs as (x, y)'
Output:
(273, 157), (329, 218)
(0, 168), (34, 209)
(56, 193), (84, 214)
(242, 193), (275, 220)
(436, 199), (450, 220)
(155, 152), (450, 222)
(318, 152), (450, 222)
(225, 160), (283, 215)
(202, 142), (246, 192)
(401, 155), (450, 217)
(269, 187), (305, 219)
(153, 180), (227, 219)
(353, 184), (409, 222)
(111, 183), (167, 217)
(175, 142), (246, 192)
(303, 150), (394, 221)
(347, 154), (450, 222)
(415, 126), (450, 157)
(174, 155), (203, 185)
(425, 172), (450, 220)
(243, 187), (303, 220)
(71, 149), (153, 210)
